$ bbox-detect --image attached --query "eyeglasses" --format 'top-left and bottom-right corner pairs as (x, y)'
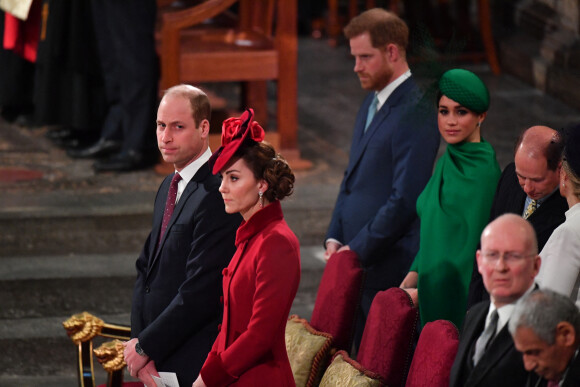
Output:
(480, 251), (535, 264)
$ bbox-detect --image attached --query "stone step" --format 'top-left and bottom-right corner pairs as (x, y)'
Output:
(0, 248), (325, 380)
(0, 182), (335, 257)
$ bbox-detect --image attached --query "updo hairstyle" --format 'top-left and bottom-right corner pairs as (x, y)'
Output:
(234, 140), (295, 202)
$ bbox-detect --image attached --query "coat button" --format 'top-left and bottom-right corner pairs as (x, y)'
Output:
(222, 268), (228, 276)
(145, 286), (150, 293)
(217, 324), (222, 331)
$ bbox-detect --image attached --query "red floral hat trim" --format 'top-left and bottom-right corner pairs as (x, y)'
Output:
(209, 109), (265, 174)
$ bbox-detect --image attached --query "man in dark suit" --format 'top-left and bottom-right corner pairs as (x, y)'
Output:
(468, 125), (566, 306)
(509, 289), (580, 387)
(123, 85), (241, 386)
(324, 8), (439, 348)
(450, 214), (541, 387)
(68, 0), (159, 171)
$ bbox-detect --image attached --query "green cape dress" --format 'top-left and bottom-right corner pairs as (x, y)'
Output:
(409, 138), (501, 329)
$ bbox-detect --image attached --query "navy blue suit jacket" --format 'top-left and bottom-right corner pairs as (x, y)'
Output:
(326, 76), (439, 290)
(131, 162), (241, 386)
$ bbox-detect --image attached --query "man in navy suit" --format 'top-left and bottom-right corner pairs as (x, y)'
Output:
(123, 85), (241, 386)
(449, 214), (540, 387)
(324, 8), (439, 347)
(510, 290), (580, 387)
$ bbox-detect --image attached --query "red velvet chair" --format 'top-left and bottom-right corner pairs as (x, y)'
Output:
(405, 320), (459, 387)
(285, 250), (364, 386)
(356, 287), (419, 386)
(309, 250), (364, 352)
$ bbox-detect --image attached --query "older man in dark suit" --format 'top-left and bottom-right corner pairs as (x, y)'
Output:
(123, 85), (241, 386)
(324, 8), (439, 349)
(450, 214), (540, 387)
(468, 125), (567, 306)
(510, 289), (580, 387)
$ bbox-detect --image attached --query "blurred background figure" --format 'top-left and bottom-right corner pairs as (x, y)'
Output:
(68, 0), (159, 172)
(537, 124), (580, 307)
(0, 1), (40, 125)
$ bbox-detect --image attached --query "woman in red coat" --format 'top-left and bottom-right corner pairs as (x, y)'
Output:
(193, 109), (300, 386)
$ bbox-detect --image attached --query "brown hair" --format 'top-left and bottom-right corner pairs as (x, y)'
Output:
(164, 84), (211, 127)
(343, 8), (408, 53)
(234, 140), (295, 202)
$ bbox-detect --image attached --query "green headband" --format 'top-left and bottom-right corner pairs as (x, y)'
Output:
(438, 69), (490, 113)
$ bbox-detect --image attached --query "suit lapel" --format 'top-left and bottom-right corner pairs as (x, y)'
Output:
(345, 78), (415, 182)
(458, 304), (488, 368)
(147, 165), (208, 276)
(468, 326), (515, 385)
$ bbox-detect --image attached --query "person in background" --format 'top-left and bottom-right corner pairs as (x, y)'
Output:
(510, 289), (580, 387)
(124, 85), (240, 387)
(537, 124), (580, 307)
(400, 68), (500, 329)
(70, 0), (159, 172)
(324, 8), (439, 349)
(194, 109), (300, 386)
(449, 214), (540, 387)
(468, 125), (566, 307)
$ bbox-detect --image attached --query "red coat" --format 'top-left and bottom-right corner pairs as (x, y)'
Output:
(200, 200), (300, 386)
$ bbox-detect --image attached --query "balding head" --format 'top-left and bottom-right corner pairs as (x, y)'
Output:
(514, 126), (562, 200)
(476, 214), (541, 308)
(162, 84), (211, 127)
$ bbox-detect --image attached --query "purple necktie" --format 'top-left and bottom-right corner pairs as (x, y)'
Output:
(159, 172), (182, 245)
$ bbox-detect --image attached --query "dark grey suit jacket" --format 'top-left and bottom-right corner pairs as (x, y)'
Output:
(131, 162), (241, 386)
(449, 300), (532, 387)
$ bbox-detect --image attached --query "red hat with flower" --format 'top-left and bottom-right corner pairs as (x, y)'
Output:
(209, 109), (265, 174)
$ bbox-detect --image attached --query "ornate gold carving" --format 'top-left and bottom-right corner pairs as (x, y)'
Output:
(94, 340), (127, 372)
(62, 312), (104, 345)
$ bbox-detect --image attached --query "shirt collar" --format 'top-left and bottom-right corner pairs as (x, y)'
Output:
(490, 283), (536, 334)
(375, 69), (412, 111)
(174, 147), (212, 201)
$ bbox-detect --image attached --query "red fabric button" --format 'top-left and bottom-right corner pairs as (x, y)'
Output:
(222, 268), (228, 276)
(217, 324), (222, 331)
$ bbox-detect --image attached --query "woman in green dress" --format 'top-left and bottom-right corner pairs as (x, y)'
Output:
(400, 69), (501, 329)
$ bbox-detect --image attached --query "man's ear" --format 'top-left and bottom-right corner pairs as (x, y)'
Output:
(199, 119), (210, 138)
(555, 321), (576, 348)
(476, 250), (484, 274)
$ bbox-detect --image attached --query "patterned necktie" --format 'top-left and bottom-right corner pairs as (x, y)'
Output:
(472, 309), (499, 365)
(364, 94), (379, 132)
(547, 380), (560, 387)
(523, 199), (538, 219)
(159, 172), (182, 244)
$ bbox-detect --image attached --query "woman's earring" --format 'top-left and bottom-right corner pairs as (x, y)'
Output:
(258, 191), (264, 208)
(477, 122), (481, 128)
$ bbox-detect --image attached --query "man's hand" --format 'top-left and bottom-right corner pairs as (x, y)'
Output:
(137, 360), (160, 387)
(192, 374), (207, 387)
(123, 338), (149, 378)
(337, 245), (351, 253)
(324, 241), (341, 262)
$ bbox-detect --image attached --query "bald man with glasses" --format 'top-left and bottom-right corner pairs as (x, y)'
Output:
(450, 214), (541, 387)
